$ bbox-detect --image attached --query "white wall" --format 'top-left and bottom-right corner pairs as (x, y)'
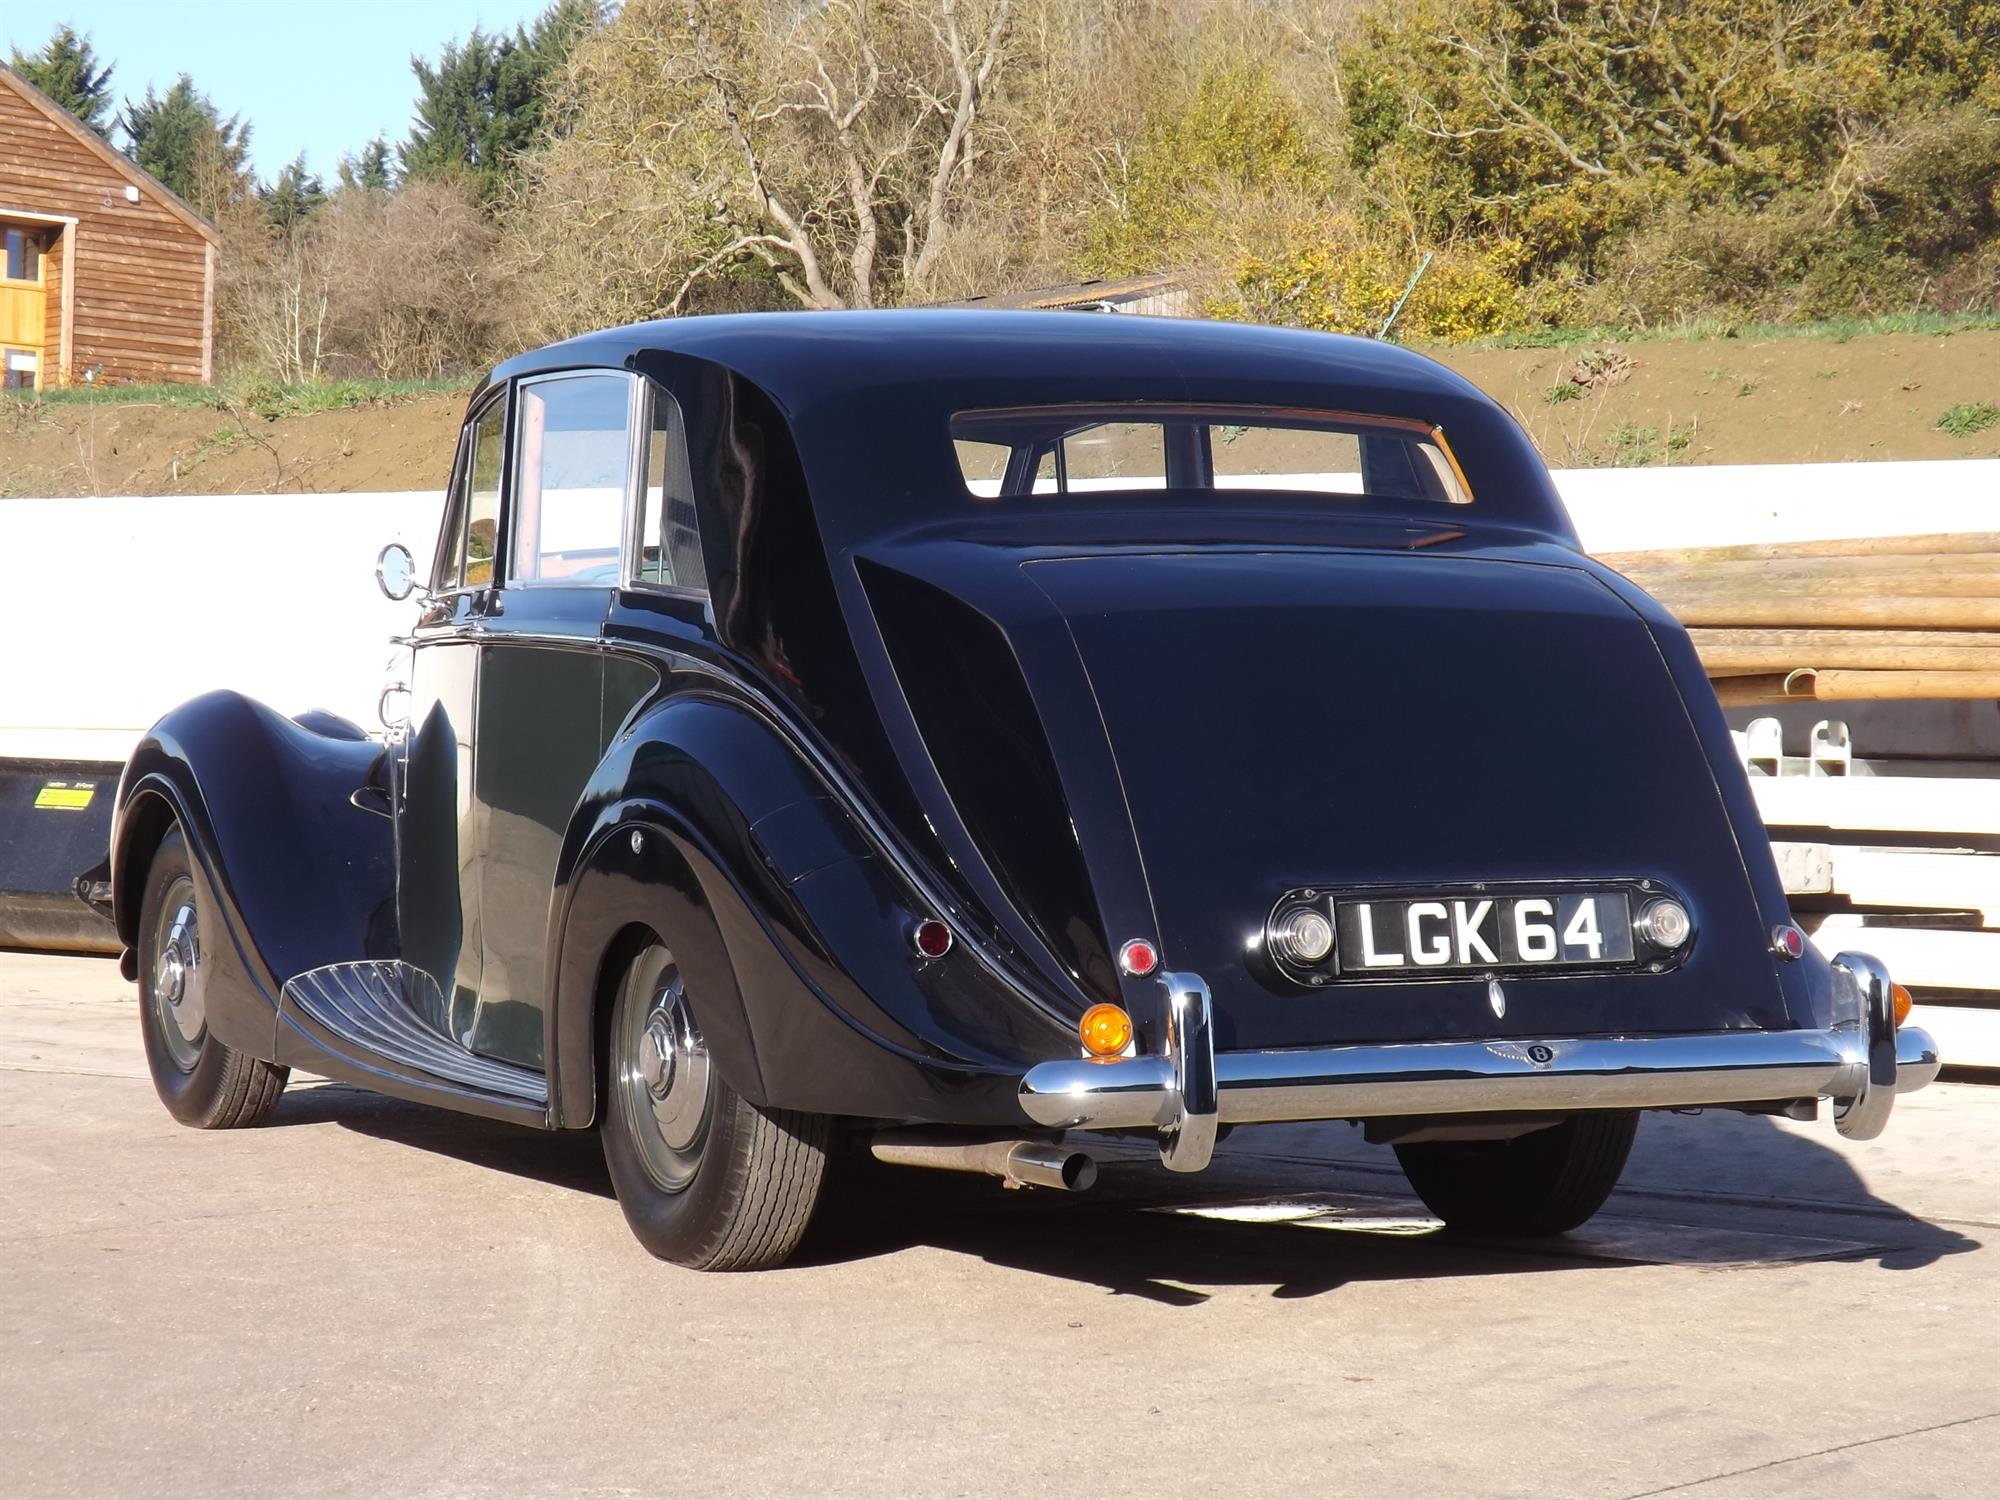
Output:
(3, 458), (1994, 764)
(0, 491), (446, 763)
(1556, 459), (2000, 553)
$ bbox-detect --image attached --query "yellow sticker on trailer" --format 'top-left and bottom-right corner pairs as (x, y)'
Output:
(34, 783), (96, 810)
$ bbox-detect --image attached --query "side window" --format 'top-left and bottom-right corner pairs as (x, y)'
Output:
(465, 403), (505, 585)
(634, 390), (707, 592)
(510, 373), (634, 586)
(1054, 421), (1166, 491)
(434, 395), (506, 592)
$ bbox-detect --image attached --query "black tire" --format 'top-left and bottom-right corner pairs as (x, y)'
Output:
(1394, 1112), (1638, 1236)
(137, 827), (289, 1128)
(601, 943), (829, 1270)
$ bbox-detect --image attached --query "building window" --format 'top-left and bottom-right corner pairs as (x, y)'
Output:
(2, 348), (36, 390)
(3, 227), (42, 284)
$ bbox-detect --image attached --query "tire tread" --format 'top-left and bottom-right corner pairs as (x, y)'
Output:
(1395, 1111), (1638, 1237)
(600, 943), (831, 1271)
(699, 1106), (829, 1271)
(139, 827), (290, 1130)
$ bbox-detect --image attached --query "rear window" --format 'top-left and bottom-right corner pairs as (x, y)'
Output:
(950, 405), (1470, 505)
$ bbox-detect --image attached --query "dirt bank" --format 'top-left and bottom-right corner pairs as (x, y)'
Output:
(3, 327), (1995, 497)
(1, 390), (470, 498)
(1449, 328), (2000, 468)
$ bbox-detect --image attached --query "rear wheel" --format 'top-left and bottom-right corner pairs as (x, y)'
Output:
(1394, 1112), (1638, 1236)
(137, 827), (289, 1128)
(601, 942), (830, 1270)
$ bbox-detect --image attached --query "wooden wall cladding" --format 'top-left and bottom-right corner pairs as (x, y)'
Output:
(0, 71), (216, 385)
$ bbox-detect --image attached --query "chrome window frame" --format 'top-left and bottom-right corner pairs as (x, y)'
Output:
(950, 403), (1475, 506)
(431, 386), (509, 595)
(504, 368), (645, 591)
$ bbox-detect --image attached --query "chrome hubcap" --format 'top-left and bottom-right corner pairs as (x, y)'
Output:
(150, 882), (206, 1072)
(616, 949), (713, 1194)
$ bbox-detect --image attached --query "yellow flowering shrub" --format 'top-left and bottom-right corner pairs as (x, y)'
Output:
(1219, 221), (1554, 342)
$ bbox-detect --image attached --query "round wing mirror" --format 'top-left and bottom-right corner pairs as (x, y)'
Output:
(375, 543), (418, 602)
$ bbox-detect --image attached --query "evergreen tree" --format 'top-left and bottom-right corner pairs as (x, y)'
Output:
(10, 24), (115, 135)
(338, 135), (395, 192)
(401, 0), (599, 203)
(261, 153), (327, 229)
(122, 75), (252, 217)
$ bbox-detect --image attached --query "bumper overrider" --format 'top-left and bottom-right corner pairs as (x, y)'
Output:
(1019, 955), (1941, 1174)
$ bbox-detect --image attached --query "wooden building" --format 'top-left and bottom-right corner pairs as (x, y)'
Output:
(0, 63), (217, 390)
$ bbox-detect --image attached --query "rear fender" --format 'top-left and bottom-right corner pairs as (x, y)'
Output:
(1589, 567), (1831, 1026)
(110, 690), (396, 1057)
(545, 693), (1071, 1129)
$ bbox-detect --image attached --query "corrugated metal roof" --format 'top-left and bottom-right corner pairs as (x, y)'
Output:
(941, 273), (1184, 310)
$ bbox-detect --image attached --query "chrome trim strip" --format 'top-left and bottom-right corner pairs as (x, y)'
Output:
(659, 660), (1080, 1027)
(1158, 972), (1216, 1173)
(379, 619), (1083, 1024)
(1020, 1020), (1941, 1136)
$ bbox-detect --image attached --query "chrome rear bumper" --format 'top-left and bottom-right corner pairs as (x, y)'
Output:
(1019, 956), (1940, 1174)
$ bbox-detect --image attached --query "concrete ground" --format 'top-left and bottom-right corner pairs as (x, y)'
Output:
(3, 951), (1995, 1499)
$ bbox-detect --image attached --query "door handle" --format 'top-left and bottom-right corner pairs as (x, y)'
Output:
(378, 683), (411, 728)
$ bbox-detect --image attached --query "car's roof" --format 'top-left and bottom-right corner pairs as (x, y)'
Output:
(481, 309), (1574, 544)
(487, 308), (1487, 409)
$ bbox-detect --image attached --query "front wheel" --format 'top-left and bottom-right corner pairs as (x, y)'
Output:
(1394, 1112), (1638, 1236)
(601, 943), (830, 1270)
(137, 827), (289, 1128)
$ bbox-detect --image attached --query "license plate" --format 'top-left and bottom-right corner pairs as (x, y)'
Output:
(1332, 891), (1634, 975)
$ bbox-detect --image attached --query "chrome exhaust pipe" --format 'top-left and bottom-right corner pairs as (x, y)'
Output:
(868, 1130), (1098, 1191)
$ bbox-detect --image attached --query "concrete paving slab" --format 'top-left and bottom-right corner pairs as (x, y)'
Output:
(2, 954), (1995, 1499)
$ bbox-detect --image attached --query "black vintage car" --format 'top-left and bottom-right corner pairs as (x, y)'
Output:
(101, 311), (1939, 1269)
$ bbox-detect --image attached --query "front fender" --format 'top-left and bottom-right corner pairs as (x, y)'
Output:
(111, 690), (395, 1056)
(545, 692), (1075, 1129)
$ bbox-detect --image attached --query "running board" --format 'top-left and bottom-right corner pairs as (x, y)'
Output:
(280, 961), (548, 1118)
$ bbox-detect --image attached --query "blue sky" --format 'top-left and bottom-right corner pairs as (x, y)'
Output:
(5, 0), (552, 182)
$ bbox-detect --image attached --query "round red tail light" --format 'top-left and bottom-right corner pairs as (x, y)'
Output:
(912, 918), (954, 959)
(1118, 939), (1158, 976)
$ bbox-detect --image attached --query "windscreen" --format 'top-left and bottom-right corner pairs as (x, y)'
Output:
(951, 404), (1470, 505)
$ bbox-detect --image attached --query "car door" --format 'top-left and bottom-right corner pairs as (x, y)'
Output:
(397, 389), (506, 1042)
(466, 369), (661, 1069)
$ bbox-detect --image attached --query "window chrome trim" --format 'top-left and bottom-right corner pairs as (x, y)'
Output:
(505, 368), (643, 591)
(621, 371), (651, 587)
(430, 390), (503, 595)
(951, 402), (1474, 505)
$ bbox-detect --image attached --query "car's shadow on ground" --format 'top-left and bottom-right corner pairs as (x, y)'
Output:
(271, 1080), (1980, 1299)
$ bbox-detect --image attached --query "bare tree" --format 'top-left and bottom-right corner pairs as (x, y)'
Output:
(219, 206), (336, 383)
(503, 0), (1014, 325)
(218, 179), (501, 382)
(684, 0), (1015, 307)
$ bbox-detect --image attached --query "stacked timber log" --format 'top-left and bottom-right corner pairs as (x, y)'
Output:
(1594, 532), (2000, 706)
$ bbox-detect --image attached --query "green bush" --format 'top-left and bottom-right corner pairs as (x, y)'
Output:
(1937, 401), (2000, 437)
(1220, 219), (1551, 341)
(1333, 0), (2000, 330)
(1084, 62), (1330, 278)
